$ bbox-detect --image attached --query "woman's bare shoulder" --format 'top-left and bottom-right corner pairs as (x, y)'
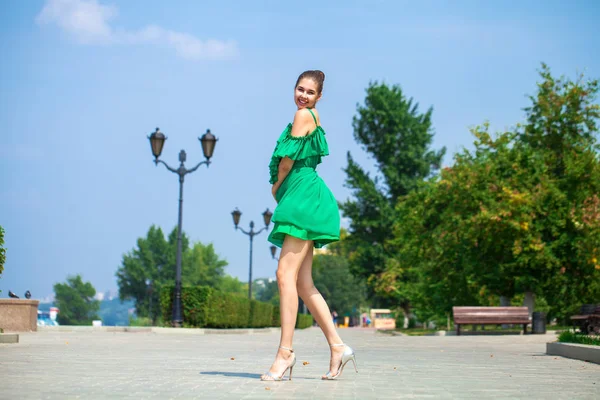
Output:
(290, 109), (314, 137)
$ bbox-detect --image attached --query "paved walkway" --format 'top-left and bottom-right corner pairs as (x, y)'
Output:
(1, 327), (598, 399)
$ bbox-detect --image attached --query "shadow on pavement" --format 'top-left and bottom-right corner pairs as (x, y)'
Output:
(200, 371), (262, 379)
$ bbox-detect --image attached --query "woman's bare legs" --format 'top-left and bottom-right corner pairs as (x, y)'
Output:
(260, 235), (312, 380)
(296, 246), (345, 378)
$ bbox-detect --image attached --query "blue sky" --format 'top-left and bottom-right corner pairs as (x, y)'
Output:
(1, 0), (599, 300)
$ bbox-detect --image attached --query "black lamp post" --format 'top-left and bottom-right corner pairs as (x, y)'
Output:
(148, 127), (217, 327)
(145, 278), (153, 323)
(232, 208), (273, 299)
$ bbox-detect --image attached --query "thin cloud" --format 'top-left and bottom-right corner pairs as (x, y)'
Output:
(36, 0), (239, 60)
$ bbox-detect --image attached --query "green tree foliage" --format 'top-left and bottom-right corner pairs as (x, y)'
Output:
(217, 275), (248, 297)
(254, 278), (279, 305)
(0, 226), (5, 282)
(312, 231), (368, 316)
(183, 241), (228, 287)
(340, 82), (445, 308)
(115, 225), (229, 320)
(53, 275), (100, 325)
(384, 65), (600, 323)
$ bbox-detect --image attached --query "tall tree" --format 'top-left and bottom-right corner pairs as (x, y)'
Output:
(385, 65), (600, 323)
(183, 242), (228, 287)
(341, 82), (446, 308)
(311, 230), (368, 316)
(116, 225), (229, 320)
(53, 275), (100, 325)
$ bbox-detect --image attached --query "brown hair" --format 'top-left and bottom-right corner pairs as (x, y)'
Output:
(295, 70), (325, 94)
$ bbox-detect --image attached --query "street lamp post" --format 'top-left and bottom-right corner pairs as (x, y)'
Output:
(148, 127), (217, 327)
(232, 208), (273, 299)
(270, 245), (307, 314)
(145, 278), (153, 323)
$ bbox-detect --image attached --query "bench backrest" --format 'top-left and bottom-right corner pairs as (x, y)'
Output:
(453, 306), (530, 324)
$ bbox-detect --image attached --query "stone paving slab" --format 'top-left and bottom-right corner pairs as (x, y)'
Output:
(1, 328), (599, 399)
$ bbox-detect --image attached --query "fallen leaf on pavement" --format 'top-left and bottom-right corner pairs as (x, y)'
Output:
(303, 361), (309, 365)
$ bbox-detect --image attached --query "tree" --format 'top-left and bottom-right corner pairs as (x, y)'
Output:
(340, 82), (446, 310)
(254, 278), (279, 305)
(310, 230), (368, 317)
(183, 242), (228, 287)
(218, 275), (248, 298)
(313, 253), (367, 317)
(0, 226), (5, 285)
(384, 65), (600, 323)
(115, 225), (229, 321)
(53, 275), (100, 325)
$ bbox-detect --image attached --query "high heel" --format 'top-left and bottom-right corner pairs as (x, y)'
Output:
(322, 343), (358, 380)
(260, 346), (297, 381)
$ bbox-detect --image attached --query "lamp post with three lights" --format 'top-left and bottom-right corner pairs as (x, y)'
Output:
(148, 127), (217, 327)
(231, 208), (273, 300)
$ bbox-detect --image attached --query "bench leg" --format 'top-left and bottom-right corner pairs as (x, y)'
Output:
(456, 325), (461, 336)
(523, 324), (527, 335)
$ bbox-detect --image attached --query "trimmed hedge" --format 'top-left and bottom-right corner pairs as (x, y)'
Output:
(249, 299), (273, 328)
(296, 313), (313, 329)
(160, 285), (312, 329)
(270, 305), (313, 329)
(272, 304), (281, 327)
(160, 285), (272, 328)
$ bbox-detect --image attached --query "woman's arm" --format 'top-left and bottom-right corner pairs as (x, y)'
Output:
(271, 157), (293, 200)
(271, 109), (315, 200)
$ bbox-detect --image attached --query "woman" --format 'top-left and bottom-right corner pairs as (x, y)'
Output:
(261, 70), (357, 381)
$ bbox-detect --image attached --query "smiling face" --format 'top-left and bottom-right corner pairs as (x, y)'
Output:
(294, 78), (321, 109)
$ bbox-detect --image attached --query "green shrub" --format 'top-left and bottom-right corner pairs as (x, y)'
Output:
(296, 313), (313, 329)
(558, 330), (600, 346)
(160, 285), (275, 329)
(249, 299), (273, 328)
(272, 305), (281, 326)
(205, 290), (250, 328)
(129, 317), (153, 327)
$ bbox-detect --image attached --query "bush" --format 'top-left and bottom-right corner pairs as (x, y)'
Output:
(272, 304), (281, 326)
(296, 313), (313, 329)
(129, 317), (153, 327)
(160, 285), (275, 328)
(249, 299), (273, 328)
(558, 330), (600, 346)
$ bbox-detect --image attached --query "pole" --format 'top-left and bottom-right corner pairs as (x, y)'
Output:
(152, 145), (212, 329)
(172, 174), (185, 327)
(248, 223), (254, 300)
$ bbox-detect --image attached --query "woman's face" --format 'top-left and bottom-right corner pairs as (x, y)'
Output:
(294, 78), (321, 109)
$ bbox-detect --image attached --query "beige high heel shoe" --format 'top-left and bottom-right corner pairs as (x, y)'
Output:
(322, 343), (358, 380)
(260, 346), (297, 381)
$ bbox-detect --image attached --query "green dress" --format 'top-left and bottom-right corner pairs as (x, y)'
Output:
(268, 108), (340, 249)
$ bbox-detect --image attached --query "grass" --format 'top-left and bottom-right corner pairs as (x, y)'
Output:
(394, 328), (438, 336)
(558, 330), (600, 346)
(392, 324), (571, 336)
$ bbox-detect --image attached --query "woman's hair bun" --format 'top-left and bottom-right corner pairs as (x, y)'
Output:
(296, 70), (326, 93)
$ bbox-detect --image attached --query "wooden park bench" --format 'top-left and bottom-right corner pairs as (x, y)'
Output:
(570, 304), (597, 334)
(452, 306), (530, 336)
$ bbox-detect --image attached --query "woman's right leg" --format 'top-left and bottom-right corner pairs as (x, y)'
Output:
(296, 248), (346, 377)
(260, 235), (312, 380)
